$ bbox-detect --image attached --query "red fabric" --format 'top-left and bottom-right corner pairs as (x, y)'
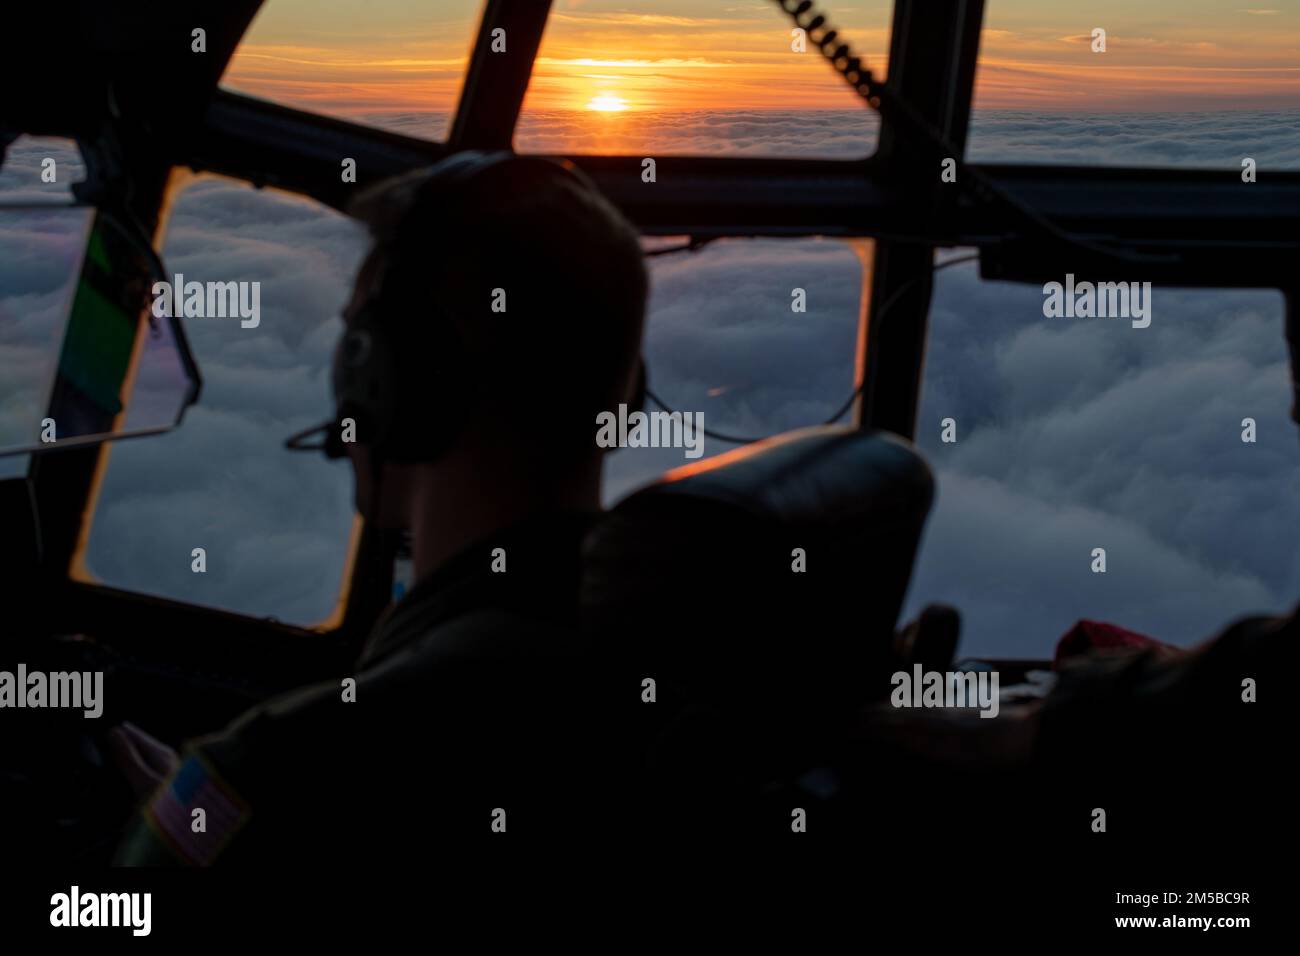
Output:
(1054, 619), (1184, 666)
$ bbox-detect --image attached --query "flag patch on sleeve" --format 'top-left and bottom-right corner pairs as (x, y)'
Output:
(144, 754), (251, 865)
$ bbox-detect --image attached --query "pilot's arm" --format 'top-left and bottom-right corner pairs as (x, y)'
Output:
(113, 634), (581, 864)
(114, 680), (346, 866)
(114, 744), (252, 866)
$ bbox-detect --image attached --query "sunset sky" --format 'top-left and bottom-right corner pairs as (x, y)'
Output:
(219, 0), (1300, 122)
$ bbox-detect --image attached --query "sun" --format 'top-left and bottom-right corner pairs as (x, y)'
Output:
(585, 93), (628, 112)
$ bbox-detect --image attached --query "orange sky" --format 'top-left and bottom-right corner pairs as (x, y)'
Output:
(221, 0), (1300, 118)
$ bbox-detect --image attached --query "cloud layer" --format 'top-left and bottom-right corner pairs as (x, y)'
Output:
(366, 107), (1300, 168)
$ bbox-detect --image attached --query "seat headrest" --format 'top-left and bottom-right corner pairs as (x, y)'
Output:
(632, 424), (932, 523)
(582, 425), (934, 715)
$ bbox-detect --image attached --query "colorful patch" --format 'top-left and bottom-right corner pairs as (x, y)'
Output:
(144, 753), (251, 865)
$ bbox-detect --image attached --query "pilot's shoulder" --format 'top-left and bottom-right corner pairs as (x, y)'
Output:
(385, 605), (588, 668)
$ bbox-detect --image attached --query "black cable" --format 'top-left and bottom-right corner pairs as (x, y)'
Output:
(88, 193), (203, 409)
(644, 252), (980, 445)
(98, 208), (166, 285)
(771, 0), (1176, 268)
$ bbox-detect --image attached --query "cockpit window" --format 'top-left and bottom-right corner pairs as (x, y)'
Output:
(73, 175), (369, 627)
(604, 236), (868, 502)
(908, 256), (1296, 655)
(968, 2), (1300, 168)
(515, 1), (893, 158)
(218, 0), (486, 139)
(0, 137), (90, 480)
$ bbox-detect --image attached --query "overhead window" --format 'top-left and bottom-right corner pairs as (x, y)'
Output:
(219, 0), (485, 140)
(969, 2), (1300, 168)
(516, 1), (893, 158)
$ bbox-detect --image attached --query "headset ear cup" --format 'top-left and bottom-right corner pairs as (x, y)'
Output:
(333, 311), (402, 457)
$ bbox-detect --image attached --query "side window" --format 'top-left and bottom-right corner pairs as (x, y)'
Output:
(74, 175), (370, 627)
(604, 237), (868, 502)
(907, 255), (1296, 655)
(0, 136), (90, 479)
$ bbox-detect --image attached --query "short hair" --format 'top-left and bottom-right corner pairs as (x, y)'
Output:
(349, 159), (647, 454)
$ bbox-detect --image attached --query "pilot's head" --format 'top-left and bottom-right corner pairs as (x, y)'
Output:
(339, 153), (648, 529)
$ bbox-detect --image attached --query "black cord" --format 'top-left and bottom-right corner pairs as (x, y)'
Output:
(644, 252), (980, 445)
(771, 0), (1176, 268)
(95, 202), (203, 407)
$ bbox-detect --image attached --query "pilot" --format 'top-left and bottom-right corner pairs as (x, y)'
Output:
(112, 152), (649, 863)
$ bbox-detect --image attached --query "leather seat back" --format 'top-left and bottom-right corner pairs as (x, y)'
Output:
(582, 425), (934, 726)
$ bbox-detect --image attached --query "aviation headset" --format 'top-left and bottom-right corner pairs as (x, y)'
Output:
(287, 150), (647, 463)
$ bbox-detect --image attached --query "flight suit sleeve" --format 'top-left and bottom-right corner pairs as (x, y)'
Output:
(114, 679), (348, 866)
(114, 741), (253, 866)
